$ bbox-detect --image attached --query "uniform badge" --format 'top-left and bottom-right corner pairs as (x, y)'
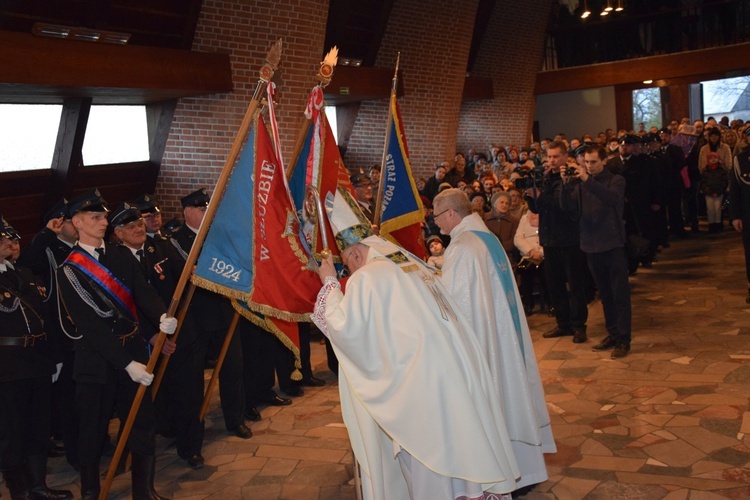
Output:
(3, 292), (10, 298)
(159, 275), (165, 280)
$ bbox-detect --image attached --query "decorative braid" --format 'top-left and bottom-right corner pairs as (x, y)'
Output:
(0, 296), (20, 313)
(63, 267), (114, 318)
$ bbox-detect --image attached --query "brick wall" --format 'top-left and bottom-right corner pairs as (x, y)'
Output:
(343, 0), (479, 182)
(156, 0), (330, 218)
(456, 1), (553, 156)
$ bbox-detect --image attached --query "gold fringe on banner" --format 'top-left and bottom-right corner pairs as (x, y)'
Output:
(232, 299), (304, 380)
(190, 274), (250, 301)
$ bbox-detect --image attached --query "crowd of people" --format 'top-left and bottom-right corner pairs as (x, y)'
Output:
(409, 116), (750, 357)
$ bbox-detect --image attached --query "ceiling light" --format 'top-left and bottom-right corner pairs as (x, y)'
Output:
(31, 22), (130, 45)
(643, 80), (653, 84)
(604, 0), (614, 12)
(615, 0), (624, 12)
(581, 0), (591, 18)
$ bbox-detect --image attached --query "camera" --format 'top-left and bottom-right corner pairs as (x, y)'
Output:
(514, 165), (546, 190)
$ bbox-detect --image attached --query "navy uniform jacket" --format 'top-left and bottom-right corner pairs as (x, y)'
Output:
(57, 244), (166, 384)
(171, 225), (233, 335)
(18, 228), (76, 355)
(121, 236), (185, 341)
(0, 263), (55, 381)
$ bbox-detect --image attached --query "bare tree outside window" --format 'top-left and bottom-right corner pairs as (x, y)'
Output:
(632, 88), (662, 131)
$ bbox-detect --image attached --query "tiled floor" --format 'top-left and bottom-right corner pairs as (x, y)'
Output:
(4, 225), (750, 499)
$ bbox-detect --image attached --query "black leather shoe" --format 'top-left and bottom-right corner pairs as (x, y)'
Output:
(282, 386), (305, 398)
(300, 377), (326, 387)
(244, 407), (261, 422)
(611, 343), (631, 359)
(262, 395), (292, 406)
(572, 330), (587, 344)
(232, 424), (252, 440)
(592, 336), (617, 351)
(185, 453), (204, 470)
(542, 327), (572, 339)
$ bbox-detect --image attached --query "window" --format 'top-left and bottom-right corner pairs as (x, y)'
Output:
(82, 105), (150, 165)
(701, 76), (750, 124)
(632, 87), (662, 131)
(0, 104), (62, 173)
(325, 105), (338, 145)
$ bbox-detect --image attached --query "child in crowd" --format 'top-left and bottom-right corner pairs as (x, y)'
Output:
(701, 151), (729, 233)
(426, 235), (445, 270)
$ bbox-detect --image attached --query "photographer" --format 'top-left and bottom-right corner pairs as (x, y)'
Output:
(561, 146), (631, 359)
(524, 140), (589, 344)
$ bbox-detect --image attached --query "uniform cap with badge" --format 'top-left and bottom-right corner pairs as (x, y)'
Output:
(67, 189), (109, 216)
(108, 202), (142, 228)
(43, 198), (70, 223)
(180, 188), (210, 208)
(132, 194), (161, 214)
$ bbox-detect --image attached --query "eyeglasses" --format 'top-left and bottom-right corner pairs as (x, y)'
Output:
(433, 208), (452, 220)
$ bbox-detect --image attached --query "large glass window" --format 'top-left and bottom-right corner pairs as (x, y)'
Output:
(82, 105), (150, 165)
(0, 104), (62, 173)
(701, 76), (750, 124)
(632, 87), (662, 131)
(325, 105), (338, 145)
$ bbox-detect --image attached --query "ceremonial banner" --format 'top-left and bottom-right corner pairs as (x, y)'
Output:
(289, 86), (357, 261)
(193, 113), (319, 323)
(233, 300), (301, 373)
(378, 96), (426, 259)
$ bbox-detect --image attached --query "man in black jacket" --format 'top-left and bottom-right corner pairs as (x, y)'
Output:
(18, 199), (80, 469)
(171, 188), (250, 441)
(562, 147), (632, 359)
(57, 190), (177, 500)
(0, 214), (73, 500)
(526, 140), (589, 344)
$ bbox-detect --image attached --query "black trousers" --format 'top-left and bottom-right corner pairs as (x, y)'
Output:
(586, 247), (632, 345)
(742, 225), (750, 283)
(156, 318), (205, 459)
(240, 317), (300, 405)
(543, 245), (589, 332)
(0, 376), (51, 469)
(75, 374), (155, 468)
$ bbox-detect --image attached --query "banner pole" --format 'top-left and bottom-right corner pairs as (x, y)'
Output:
(99, 39), (283, 500)
(373, 52), (401, 227)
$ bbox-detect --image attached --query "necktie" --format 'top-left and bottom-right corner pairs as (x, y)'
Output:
(95, 247), (104, 261)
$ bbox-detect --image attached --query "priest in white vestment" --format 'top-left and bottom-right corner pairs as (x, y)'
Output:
(310, 187), (520, 500)
(433, 188), (557, 491)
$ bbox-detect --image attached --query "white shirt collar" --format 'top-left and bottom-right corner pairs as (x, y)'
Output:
(0, 259), (13, 273)
(78, 242), (104, 261)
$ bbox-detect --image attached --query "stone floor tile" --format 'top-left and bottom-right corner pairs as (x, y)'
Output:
(668, 426), (740, 454)
(569, 455), (644, 472)
(615, 471), (742, 490)
(259, 457), (299, 476)
(255, 444), (346, 463)
(662, 489), (689, 500)
(549, 477), (599, 499)
(665, 415), (701, 427)
(643, 439), (706, 467)
(580, 437), (613, 456)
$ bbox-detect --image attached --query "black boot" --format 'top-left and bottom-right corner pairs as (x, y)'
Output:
(78, 463), (100, 500)
(25, 454), (72, 500)
(131, 454), (168, 500)
(2, 467), (33, 500)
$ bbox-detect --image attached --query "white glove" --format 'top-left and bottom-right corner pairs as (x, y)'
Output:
(159, 314), (178, 335)
(125, 361), (154, 386)
(51, 363), (63, 383)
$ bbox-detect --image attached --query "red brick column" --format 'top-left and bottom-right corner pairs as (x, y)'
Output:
(156, 0), (329, 217)
(344, 0), (479, 181)
(456, 1), (552, 154)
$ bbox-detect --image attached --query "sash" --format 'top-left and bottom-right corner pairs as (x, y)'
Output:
(471, 230), (525, 362)
(64, 249), (138, 321)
